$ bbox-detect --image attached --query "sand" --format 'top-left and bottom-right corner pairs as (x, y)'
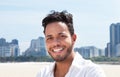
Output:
(0, 62), (120, 77)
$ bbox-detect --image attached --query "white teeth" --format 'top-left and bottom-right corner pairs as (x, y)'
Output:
(53, 48), (63, 52)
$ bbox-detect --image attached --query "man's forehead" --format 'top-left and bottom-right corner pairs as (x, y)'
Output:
(45, 32), (67, 37)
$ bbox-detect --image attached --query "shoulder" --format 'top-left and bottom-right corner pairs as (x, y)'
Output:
(82, 60), (106, 77)
(74, 53), (106, 77)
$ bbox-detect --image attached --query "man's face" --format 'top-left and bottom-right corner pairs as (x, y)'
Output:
(45, 22), (76, 62)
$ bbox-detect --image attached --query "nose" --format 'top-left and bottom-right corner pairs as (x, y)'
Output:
(52, 38), (60, 46)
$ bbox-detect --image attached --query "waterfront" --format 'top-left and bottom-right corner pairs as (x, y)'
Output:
(0, 62), (120, 77)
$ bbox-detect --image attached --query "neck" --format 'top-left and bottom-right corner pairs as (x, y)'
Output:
(54, 51), (75, 77)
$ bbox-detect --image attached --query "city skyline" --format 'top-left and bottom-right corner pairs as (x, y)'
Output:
(0, 0), (120, 52)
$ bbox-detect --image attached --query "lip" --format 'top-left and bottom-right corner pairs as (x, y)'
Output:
(52, 47), (64, 53)
(54, 48), (63, 52)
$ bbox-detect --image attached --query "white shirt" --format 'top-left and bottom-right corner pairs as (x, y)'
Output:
(36, 52), (106, 77)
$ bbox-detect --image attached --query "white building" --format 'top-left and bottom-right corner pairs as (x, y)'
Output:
(0, 38), (20, 57)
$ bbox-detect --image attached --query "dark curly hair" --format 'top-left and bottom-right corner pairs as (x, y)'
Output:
(42, 10), (74, 36)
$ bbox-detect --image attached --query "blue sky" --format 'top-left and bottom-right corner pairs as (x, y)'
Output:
(0, 0), (120, 52)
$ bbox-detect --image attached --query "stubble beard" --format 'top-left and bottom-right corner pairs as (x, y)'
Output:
(49, 45), (73, 62)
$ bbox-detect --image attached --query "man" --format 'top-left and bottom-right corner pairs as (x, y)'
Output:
(36, 10), (105, 77)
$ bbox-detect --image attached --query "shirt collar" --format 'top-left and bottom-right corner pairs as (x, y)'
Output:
(71, 52), (84, 68)
(49, 52), (83, 74)
(49, 62), (55, 73)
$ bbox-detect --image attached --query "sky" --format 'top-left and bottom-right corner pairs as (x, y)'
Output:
(0, 0), (120, 52)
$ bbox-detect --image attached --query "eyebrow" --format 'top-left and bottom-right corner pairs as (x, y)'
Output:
(45, 32), (67, 37)
(45, 35), (52, 38)
(58, 32), (67, 35)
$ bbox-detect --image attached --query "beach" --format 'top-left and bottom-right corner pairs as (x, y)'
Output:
(0, 62), (120, 77)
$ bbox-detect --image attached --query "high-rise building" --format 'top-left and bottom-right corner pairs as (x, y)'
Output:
(0, 46), (11, 57)
(24, 37), (47, 56)
(10, 45), (20, 57)
(11, 39), (18, 45)
(0, 38), (20, 57)
(74, 46), (104, 58)
(0, 38), (7, 46)
(105, 43), (111, 57)
(110, 23), (120, 57)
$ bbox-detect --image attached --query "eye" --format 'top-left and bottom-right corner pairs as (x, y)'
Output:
(60, 35), (67, 39)
(46, 37), (53, 41)
(61, 35), (66, 37)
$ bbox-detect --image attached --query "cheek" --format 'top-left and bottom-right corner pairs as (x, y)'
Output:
(71, 40), (75, 45)
(63, 40), (72, 47)
(46, 43), (53, 52)
(65, 38), (73, 44)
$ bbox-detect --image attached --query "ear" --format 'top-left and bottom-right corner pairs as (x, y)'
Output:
(72, 34), (77, 44)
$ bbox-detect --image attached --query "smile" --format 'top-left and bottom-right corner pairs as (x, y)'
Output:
(53, 48), (64, 53)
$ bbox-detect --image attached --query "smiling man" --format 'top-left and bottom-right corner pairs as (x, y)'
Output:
(36, 10), (105, 77)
